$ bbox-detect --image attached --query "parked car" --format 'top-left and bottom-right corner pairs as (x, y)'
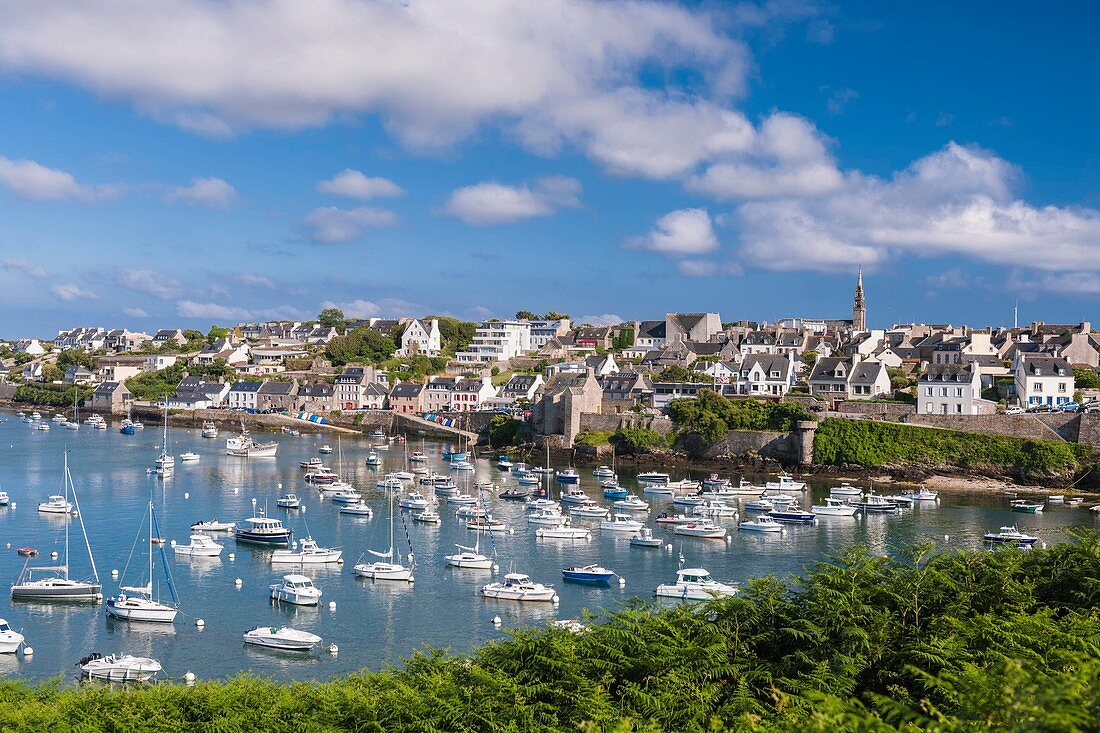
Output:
(1056, 402), (1080, 413)
(1028, 404), (1053, 413)
(1004, 406), (1024, 415)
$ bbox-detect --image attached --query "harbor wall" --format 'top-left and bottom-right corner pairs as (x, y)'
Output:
(578, 412), (674, 435)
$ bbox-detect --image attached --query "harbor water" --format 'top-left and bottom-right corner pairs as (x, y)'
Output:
(0, 409), (1095, 682)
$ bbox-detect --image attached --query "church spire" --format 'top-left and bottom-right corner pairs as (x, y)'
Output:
(852, 267), (867, 332)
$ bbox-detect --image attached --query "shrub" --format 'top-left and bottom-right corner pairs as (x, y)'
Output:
(610, 427), (668, 454)
(488, 414), (525, 447)
(573, 430), (613, 447)
(668, 390), (815, 444)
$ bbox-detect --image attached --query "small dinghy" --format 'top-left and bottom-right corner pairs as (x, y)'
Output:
(243, 626), (321, 651)
(629, 527), (662, 547)
(191, 519), (235, 532)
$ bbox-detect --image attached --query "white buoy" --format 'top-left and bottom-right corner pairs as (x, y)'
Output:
(291, 540), (298, 549)
(328, 601), (336, 611)
(233, 488), (239, 494)
(111, 569), (119, 578)
(327, 643), (339, 655)
(618, 577), (626, 586)
(665, 544), (673, 551)
(22, 646), (33, 657)
(301, 506), (306, 514)
(509, 528), (515, 535)
(491, 615), (502, 626)
(234, 578), (243, 587)
(278, 483), (283, 490)
(1042, 542), (1048, 549)
(228, 553), (235, 561)
(491, 563), (499, 572)
(184, 492), (189, 499)
(51, 551), (59, 559)
(170, 539), (177, 547)
(944, 534), (950, 542)
(725, 535), (732, 544)
(195, 618), (205, 628)
(184, 671), (196, 685)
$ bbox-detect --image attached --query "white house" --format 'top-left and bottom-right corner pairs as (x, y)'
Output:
(145, 354), (178, 372)
(732, 354), (796, 396)
(451, 376), (496, 412)
(918, 363), (995, 414)
(528, 319), (571, 350)
(456, 320), (532, 364)
(1014, 354), (1074, 408)
(21, 362), (44, 382)
(227, 381), (264, 411)
(17, 339), (45, 356)
(397, 318), (442, 357)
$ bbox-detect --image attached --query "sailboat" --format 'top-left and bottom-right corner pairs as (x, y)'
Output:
(105, 498), (179, 623)
(11, 453), (102, 601)
(153, 399), (174, 470)
(531, 443), (555, 474)
(353, 482), (414, 582)
(446, 484), (495, 568)
(64, 389), (80, 430)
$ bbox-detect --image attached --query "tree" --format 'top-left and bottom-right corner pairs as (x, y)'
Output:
(1073, 367), (1100, 390)
(801, 349), (819, 366)
(41, 363), (63, 383)
(657, 365), (711, 383)
(544, 311), (570, 320)
(514, 310), (538, 320)
(56, 349), (91, 370)
(429, 316), (478, 356)
(206, 326), (230, 344)
(612, 327), (635, 350)
(324, 327), (397, 366)
(318, 308), (346, 330)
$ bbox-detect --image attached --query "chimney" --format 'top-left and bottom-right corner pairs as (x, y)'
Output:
(1081, 321), (1091, 334)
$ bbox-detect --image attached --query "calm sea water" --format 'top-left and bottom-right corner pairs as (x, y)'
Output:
(0, 408), (1095, 683)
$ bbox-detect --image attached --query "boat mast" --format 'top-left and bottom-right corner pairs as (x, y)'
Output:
(67, 455), (100, 585)
(63, 452), (70, 581)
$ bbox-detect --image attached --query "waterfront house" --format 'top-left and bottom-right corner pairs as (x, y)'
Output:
(531, 370), (602, 444)
(62, 365), (95, 386)
(334, 366), (374, 409)
(170, 376), (231, 409)
(1014, 354), (1075, 408)
(732, 354), (796, 397)
(634, 320), (667, 350)
(422, 377), (457, 413)
(89, 381), (133, 414)
(650, 381), (705, 411)
(451, 376), (496, 412)
(499, 374), (544, 403)
(193, 338), (250, 366)
(153, 329), (187, 347)
(456, 320), (532, 364)
(397, 318), (441, 357)
(144, 354), (178, 372)
(598, 371), (654, 412)
(919, 363), (995, 414)
(227, 381), (264, 411)
(389, 382), (425, 413)
(528, 319), (571, 350)
(21, 362), (44, 382)
(257, 380), (299, 412)
(297, 382), (337, 413)
(573, 326), (614, 351)
(16, 339), (45, 356)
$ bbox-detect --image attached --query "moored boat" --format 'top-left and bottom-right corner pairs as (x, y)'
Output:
(269, 574), (322, 605)
(481, 573), (555, 602)
(243, 626), (321, 651)
(983, 525), (1038, 547)
(562, 564), (616, 584)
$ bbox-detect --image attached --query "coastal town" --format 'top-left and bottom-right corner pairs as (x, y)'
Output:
(3, 272), (1098, 458)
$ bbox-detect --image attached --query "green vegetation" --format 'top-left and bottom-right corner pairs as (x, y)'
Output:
(814, 418), (1091, 478)
(206, 325), (230, 344)
(612, 326), (635, 350)
(1074, 366), (1100, 390)
(317, 307), (346, 330)
(488, 414), (525, 447)
(55, 349), (91, 370)
(2, 537), (1098, 731)
(124, 360), (232, 401)
(610, 426), (669, 454)
(325, 327), (398, 366)
(801, 349), (819, 366)
(514, 309), (538, 320)
(668, 390), (815, 444)
(429, 316), (478, 356)
(382, 355), (449, 382)
(544, 310), (570, 320)
(13, 383), (92, 407)
(40, 363), (63, 383)
(573, 430), (613, 447)
(656, 365), (711, 383)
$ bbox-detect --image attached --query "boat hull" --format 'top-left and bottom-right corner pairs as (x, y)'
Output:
(105, 599), (178, 623)
(11, 581), (102, 601)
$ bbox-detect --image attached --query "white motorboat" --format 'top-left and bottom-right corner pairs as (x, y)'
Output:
(106, 499), (180, 624)
(481, 573), (555, 602)
(179, 452), (200, 462)
(693, 500), (738, 518)
(235, 515), (292, 546)
(451, 460), (475, 472)
(738, 516), (784, 533)
(526, 498), (561, 512)
(641, 484), (676, 496)
(270, 574), (322, 605)
(226, 426), (279, 458)
(78, 653), (162, 682)
(339, 501), (374, 517)
(413, 506), (441, 523)
(277, 493), (301, 509)
(702, 473), (730, 490)
(271, 536), (342, 564)
(201, 421), (218, 438)
(743, 498), (775, 512)
(466, 516), (507, 532)
(669, 479), (701, 492)
(13, 455), (102, 602)
(318, 444), (333, 454)
(765, 474), (806, 492)
(673, 519), (727, 539)
(447, 493), (479, 505)
(365, 451), (381, 466)
(173, 534), (224, 557)
(654, 512), (696, 526)
(243, 626), (322, 650)
(516, 473), (540, 486)
(455, 505), (488, 519)
(300, 457), (324, 469)
(191, 519), (235, 532)
(496, 455), (513, 469)
(560, 487), (589, 505)
(600, 513), (644, 532)
(984, 526), (1039, 547)
(811, 498), (859, 516)
(527, 507), (567, 527)
(37, 494), (73, 514)
(655, 563), (737, 600)
(391, 470), (416, 482)
(829, 482), (863, 497)
(36, 422), (50, 431)
(1047, 494), (1065, 504)
(636, 471), (670, 484)
(629, 527), (662, 547)
(672, 494), (705, 507)
(613, 495), (650, 511)
(398, 491), (429, 510)
(592, 465), (615, 479)
(902, 487), (940, 502)
(0, 619), (24, 653)
(331, 491), (363, 505)
(535, 524), (591, 540)
(409, 451), (426, 462)
(0, 491), (8, 506)
(569, 500), (610, 518)
(377, 476), (404, 491)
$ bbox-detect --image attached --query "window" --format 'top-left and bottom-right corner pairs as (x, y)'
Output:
(926, 403), (934, 413)
(925, 387), (933, 396)
(1034, 382), (1043, 392)
(940, 387), (948, 397)
(956, 404), (963, 413)
(956, 388), (963, 397)
(1058, 382), (1067, 393)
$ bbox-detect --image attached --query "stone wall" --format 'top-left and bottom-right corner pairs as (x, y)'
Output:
(578, 412), (674, 435)
(902, 413), (1077, 443)
(704, 429), (797, 461)
(835, 401), (915, 421)
(1075, 413), (1100, 448)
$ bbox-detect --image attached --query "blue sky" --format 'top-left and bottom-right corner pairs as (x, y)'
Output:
(0, 1), (1097, 337)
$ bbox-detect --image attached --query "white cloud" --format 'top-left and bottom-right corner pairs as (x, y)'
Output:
(51, 283), (98, 301)
(123, 306), (150, 318)
(317, 169), (403, 200)
(0, 156), (111, 201)
(167, 177), (237, 209)
(176, 299), (254, 321)
(234, 273), (276, 289)
(445, 176), (581, 225)
(577, 313), (623, 326)
(304, 206), (399, 243)
(321, 297), (422, 319)
(116, 268), (181, 299)
(630, 208), (718, 256)
(1, 258), (47, 278)
(733, 142), (1100, 273)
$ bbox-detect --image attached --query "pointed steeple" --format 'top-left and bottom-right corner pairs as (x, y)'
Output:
(852, 267), (867, 332)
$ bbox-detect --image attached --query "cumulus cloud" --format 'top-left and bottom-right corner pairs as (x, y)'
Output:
(304, 206), (399, 243)
(123, 306), (150, 318)
(167, 177), (238, 209)
(317, 169), (403, 200)
(445, 176), (581, 225)
(51, 283), (98, 300)
(629, 208), (719, 257)
(0, 156), (112, 201)
(321, 297), (422, 319)
(1, 258), (47, 278)
(177, 300), (254, 320)
(732, 142), (1100, 273)
(234, 273), (276, 289)
(116, 268), (181, 299)
(577, 313), (623, 326)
